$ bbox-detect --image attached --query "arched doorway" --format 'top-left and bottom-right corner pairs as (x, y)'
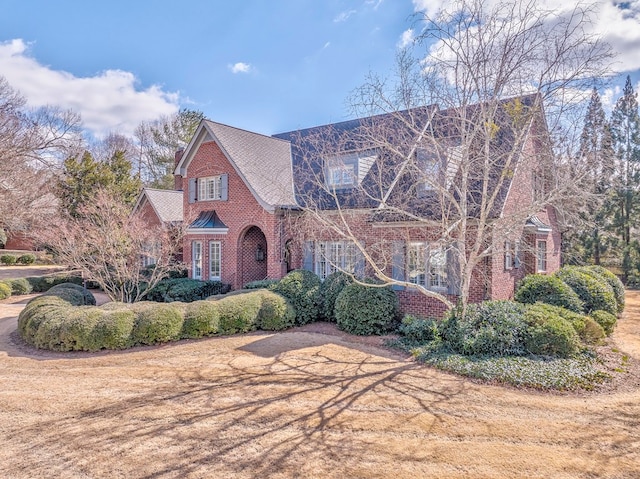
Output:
(240, 225), (268, 287)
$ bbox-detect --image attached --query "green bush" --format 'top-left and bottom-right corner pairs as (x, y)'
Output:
(555, 266), (617, 315)
(335, 282), (399, 335)
(256, 290), (296, 331)
(1, 254), (17, 265)
(93, 309), (136, 349)
(272, 269), (322, 325)
(319, 271), (354, 321)
(17, 254), (36, 265)
(582, 266), (625, 314)
(182, 301), (220, 338)
(44, 283), (96, 306)
(0, 282), (11, 300)
(3, 278), (33, 295)
(18, 296), (69, 340)
(145, 278), (231, 302)
(524, 316), (581, 358)
(398, 314), (439, 343)
(216, 293), (262, 334)
(131, 303), (184, 345)
(515, 274), (583, 313)
(524, 303), (604, 345)
(590, 310), (617, 336)
(441, 301), (529, 356)
(26, 274), (83, 292)
(55, 307), (105, 351)
(244, 279), (280, 290)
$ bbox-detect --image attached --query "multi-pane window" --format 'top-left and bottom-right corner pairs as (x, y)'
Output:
(192, 241), (203, 280)
(416, 148), (440, 192)
(324, 151), (376, 189)
(504, 240), (513, 270)
(209, 241), (221, 280)
(199, 176), (222, 200)
(537, 240), (547, 272)
(314, 241), (358, 279)
(327, 164), (356, 187)
(407, 242), (448, 291)
(141, 242), (159, 268)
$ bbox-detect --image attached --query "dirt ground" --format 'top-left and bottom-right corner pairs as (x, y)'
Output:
(0, 289), (639, 478)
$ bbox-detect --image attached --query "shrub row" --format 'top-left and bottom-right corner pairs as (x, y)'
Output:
(335, 281), (400, 335)
(145, 278), (231, 303)
(0, 274), (83, 301)
(271, 269), (322, 325)
(18, 288), (294, 352)
(0, 253), (36, 265)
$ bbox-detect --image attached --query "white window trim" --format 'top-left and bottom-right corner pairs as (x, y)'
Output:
(198, 175), (222, 201)
(314, 240), (358, 279)
(209, 241), (221, 281)
(407, 242), (448, 293)
(504, 240), (513, 270)
(192, 241), (203, 280)
(537, 240), (547, 273)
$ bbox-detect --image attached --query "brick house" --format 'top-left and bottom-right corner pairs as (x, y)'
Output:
(173, 95), (561, 316)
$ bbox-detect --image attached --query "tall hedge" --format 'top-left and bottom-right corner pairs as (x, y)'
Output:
(335, 282), (399, 335)
(319, 271), (354, 322)
(272, 269), (322, 325)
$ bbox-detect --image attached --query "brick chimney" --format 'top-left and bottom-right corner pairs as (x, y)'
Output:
(174, 148), (185, 191)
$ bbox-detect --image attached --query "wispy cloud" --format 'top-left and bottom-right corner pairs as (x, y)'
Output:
(323, 41), (331, 49)
(0, 39), (179, 139)
(365, 0), (384, 10)
(398, 28), (415, 48)
(334, 9), (357, 23)
(229, 62), (252, 74)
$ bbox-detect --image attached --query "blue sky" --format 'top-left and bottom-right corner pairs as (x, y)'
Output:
(1, 0), (640, 139)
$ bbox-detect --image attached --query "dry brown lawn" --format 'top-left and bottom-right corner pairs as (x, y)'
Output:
(1, 289), (639, 478)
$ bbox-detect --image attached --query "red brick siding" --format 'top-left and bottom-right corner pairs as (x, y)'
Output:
(3, 231), (35, 251)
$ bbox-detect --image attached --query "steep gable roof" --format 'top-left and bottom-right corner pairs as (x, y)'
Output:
(134, 188), (183, 223)
(175, 120), (297, 212)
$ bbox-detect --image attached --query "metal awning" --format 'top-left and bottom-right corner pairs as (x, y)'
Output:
(187, 210), (229, 234)
(524, 215), (552, 233)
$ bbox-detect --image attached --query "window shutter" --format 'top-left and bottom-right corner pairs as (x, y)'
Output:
(391, 241), (405, 291)
(220, 174), (228, 201)
(447, 246), (461, 296)
(355, 241), (365, 278)
(188, 178), (197, 204)
(303, 241), (314, 272)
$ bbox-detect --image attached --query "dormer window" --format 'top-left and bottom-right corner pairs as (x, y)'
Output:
(325, 151), (376, 189)
(199, 176), (222, 200)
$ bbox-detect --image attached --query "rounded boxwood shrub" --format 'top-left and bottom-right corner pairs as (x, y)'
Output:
(93, 309), (136, 349)
(524, 302), (604, 345)
(244, 279), (280, 290)
(131, 303), (184, 345)
(0, 254), (17, 265)
(18, 296), (69, 340)
(515, 274), (583, 313)
(17, 254), (36, 265)
(582, 266), (625, 314)
(216, 292), (262, 334)
(182, 300), (220, 338)
(44, 283), (96, 306)
(145, 278), (231, 303)
(319, 271), (354, 322)
(272, 269), (322, 325)
(525, 316), (581, 358)
(0, 281), (11, 300)
(335, 282), (399, 335)
(398, 314), (439, 343)
(555, 267), (617, 315)
(441, 301), (528, 356)
(55, 307), (105, 351)
(26, 274), (83, 293)
(590, 309), (617, 336)
(256, 290), (295, 331)
(4, 278), (33, 295)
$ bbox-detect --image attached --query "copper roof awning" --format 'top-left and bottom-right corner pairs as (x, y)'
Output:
(524, 215), (552, 233)
(188, 210), (228, 230)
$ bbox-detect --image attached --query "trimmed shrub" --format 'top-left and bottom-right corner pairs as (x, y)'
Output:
(216, 293), (262, 334)
(515, 274), (583, 313)
(1, 254), (17, 265)
(256, 290), (296, 331)
(525, 316), (581, 358)
(131, 303), (184, 345)
(3, 278), (33, 295)
(145, 278), (231, 303)
(335, 282), (399, 335)
(55, 307), (105, 351)
(182, 301), (220, 338)
(93, 309), (136, 349)
(398, 314), (439, 343)
(17, 254), (36, 265)
(44, 283), (96, 306)
(319, 271), (354, 322)
(18, 296), (69, 340)
(524, 303), (604, 345)
(590, 310), (617, 336)
(441, 301), (528, 356)
(0, 282), (11, 300)
(244, 279), (280, 290)
(555, 267), (617, 315)
(272, 269), (322, 325)
(582, 266), (625, 314)
(26, 274), (83, 293)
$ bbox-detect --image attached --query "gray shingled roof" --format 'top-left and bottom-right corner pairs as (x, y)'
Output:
(202, 121), (297, 209)
(143, 188), (183, 223)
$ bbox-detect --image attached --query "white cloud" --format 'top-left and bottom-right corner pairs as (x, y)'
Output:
(365, 0), (384, 10)
(0, 39), (179, 139)
(323, 42), (331, 49)
(229, 62), (252, 74)
(398, 28), (415, 48)
(334, 9), (357, 23)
